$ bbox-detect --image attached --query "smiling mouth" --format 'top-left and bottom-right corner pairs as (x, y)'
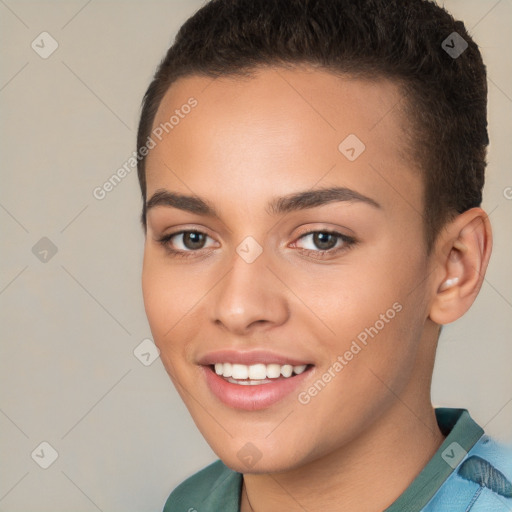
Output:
(209, 362), (312, 385)
(202, 361), (314, 410)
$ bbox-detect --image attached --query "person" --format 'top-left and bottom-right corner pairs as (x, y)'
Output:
(135, 0), (512, 510)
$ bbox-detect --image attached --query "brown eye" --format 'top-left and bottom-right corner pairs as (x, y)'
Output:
(311, 232), (339, 251)
(293, 230), (357, 259)
(157, 230), (216, 257)
(181, 231), (207, 250)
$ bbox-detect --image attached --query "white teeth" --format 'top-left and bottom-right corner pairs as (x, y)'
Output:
(280, 364), (293, 378)
(226, 377), (271, 385)
(231, 364), (249, 379)
(293, 364), (307, 375)
(248, 364), (267, 380)
(223, 362), (233, 377)
(212, 362), (309, 380)
(266, 364), (281, 379)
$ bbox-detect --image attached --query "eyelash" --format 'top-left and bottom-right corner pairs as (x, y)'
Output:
(156, 229), (357, 260)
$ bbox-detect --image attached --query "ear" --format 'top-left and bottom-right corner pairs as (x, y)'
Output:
(429, 207), (493, 325)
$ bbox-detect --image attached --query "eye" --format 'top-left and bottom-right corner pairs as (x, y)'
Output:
(156, 228), (356, 260)
(293, 230), (356, 258)
(157, 230), (217, 257)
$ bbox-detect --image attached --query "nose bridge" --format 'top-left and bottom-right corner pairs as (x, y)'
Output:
(210, 238), (288, 332)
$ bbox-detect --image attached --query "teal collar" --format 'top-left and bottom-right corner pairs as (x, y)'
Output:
(384, 408), (483, 511)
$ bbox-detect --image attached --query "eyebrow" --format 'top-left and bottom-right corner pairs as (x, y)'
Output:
(145, 186), (381, 217)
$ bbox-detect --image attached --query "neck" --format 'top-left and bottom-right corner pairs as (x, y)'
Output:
(241, 391), (445, 511)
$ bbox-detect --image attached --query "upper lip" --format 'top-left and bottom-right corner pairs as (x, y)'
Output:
(197, 349), (312, 367)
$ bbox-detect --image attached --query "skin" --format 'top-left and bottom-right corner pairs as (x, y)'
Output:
(141, 65), (492, 511)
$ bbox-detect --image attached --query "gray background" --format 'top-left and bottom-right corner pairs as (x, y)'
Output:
(1, 1), (511, 511)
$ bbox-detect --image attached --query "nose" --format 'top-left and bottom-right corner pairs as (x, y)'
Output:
(209, 247), (290, 335)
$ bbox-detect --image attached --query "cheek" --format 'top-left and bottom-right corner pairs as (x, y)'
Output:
(141, 256), (166, 333)
(299, 245), (426, 380)
(142, 253), (186, 348)
(142, 263), (186, 385)
(141, 250), (211, 373)
(286, 259), (402, 346)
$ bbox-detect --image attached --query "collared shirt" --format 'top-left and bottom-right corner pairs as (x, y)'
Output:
(163, 408), (512, 511)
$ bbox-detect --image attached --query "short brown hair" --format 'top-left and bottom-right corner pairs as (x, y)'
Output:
(136, 0), (488, 252)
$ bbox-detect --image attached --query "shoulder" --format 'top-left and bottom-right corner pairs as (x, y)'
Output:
(425, 434), (512, 511)
(163, 459), (242, 512)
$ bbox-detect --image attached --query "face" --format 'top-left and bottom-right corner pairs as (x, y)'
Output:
(142, 66), (435, 473)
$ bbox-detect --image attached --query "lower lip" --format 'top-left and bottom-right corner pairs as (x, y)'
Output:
(202, 365), (313, 411)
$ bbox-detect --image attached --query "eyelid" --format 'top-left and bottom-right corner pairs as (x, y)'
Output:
(293, 223), (355, 238)
(291, 228), (356, 252)
(157, 229), (218, 250)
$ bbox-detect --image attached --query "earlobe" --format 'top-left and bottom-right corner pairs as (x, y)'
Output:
(429, 208), (492, 325)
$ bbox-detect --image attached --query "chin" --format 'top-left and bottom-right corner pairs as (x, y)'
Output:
(220, 452), (301, 474)
(205, 436), (313, 474)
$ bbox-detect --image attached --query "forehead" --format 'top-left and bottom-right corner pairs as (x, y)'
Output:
(145, 66), (421, 220)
